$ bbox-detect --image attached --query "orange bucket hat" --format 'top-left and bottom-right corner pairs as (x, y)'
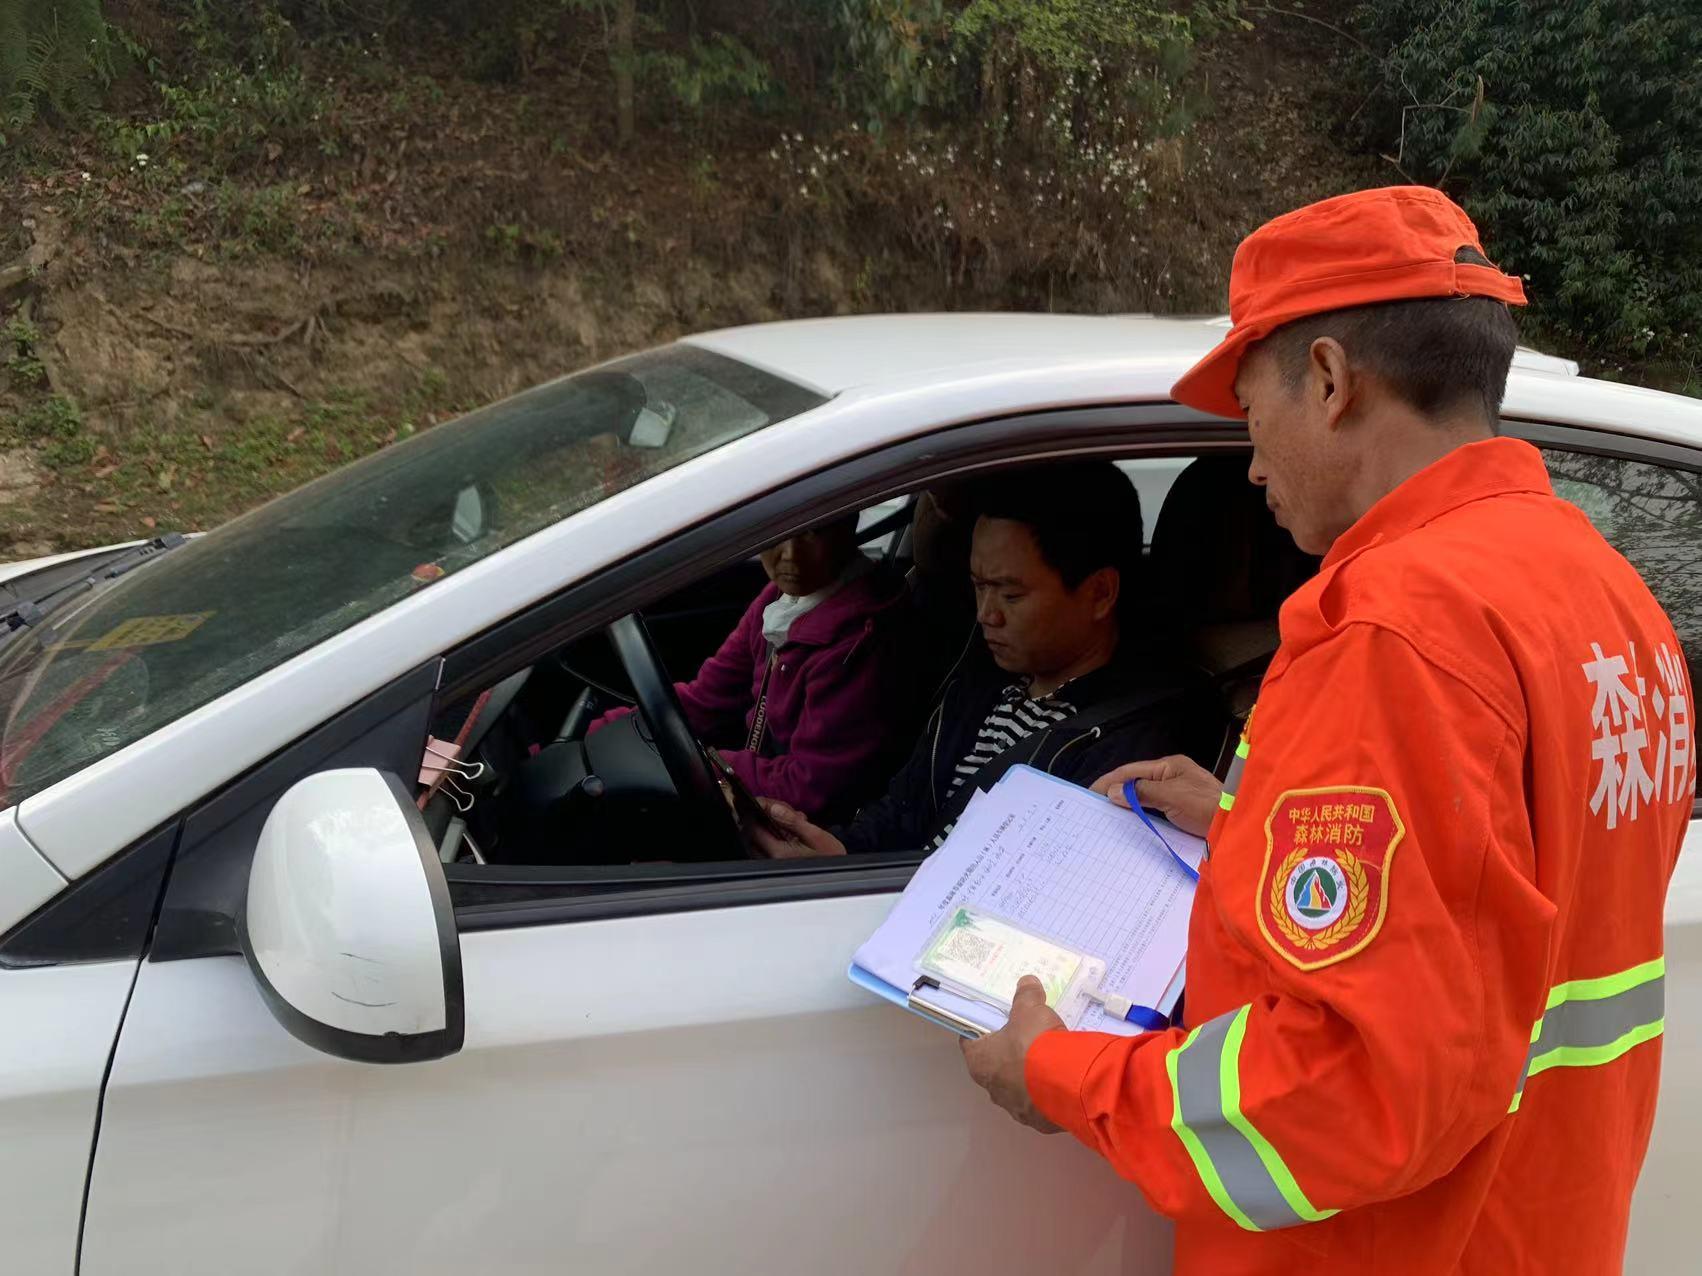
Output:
(1171, 185), (1528, 418)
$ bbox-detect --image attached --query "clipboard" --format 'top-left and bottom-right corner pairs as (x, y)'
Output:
(846, 765), (1199, 1040)
(846, 963), (985, 1039)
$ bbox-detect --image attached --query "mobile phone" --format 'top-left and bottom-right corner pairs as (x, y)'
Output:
(914, 906), (1106, 1030)
(707, 748), (789, 840)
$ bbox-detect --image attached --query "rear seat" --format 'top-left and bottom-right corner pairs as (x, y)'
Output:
(1148, 456), (1319, 775)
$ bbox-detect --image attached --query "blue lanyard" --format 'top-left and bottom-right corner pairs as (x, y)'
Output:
(1089, 781), (1203, 1032)
(1122, 781), (1201, 882)
(1120, 1002), (1173, 1031)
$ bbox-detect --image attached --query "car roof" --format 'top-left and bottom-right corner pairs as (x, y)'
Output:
(684, 313), (1702, 447)
(686, 313), (1219, 394)
(10, 311), (1701, 907)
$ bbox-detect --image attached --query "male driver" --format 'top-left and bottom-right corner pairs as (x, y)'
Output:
(757, 461), (1214, 857)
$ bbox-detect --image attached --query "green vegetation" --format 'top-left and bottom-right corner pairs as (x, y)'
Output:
(0, 0), (1696, 556)
(1352, 0), (1702, 373)
(12, 394), (95, 468)
(7, 1), (1230, 160)
(0, 380), (445, 541)
(0, 0), (113, 144)
(831, 0), (1234, 140)
(2, 315), (47, 389)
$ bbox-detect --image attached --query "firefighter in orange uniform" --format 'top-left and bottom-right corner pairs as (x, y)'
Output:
(961, 186), (1694, 1274)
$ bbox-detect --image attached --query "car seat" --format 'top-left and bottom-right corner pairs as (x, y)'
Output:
(902, 487), (982, 713)
(1148, 455), (1319, 774)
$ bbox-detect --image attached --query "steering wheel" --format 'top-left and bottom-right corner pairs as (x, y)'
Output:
(606, 613), (745, 857)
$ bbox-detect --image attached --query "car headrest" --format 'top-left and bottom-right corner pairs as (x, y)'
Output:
(1150, 457), (1318, 707)
(909, 489), (973, 581)
(1152, 456), (1318, 623)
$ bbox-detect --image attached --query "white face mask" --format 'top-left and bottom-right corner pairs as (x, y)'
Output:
(759, 555), (873, 648)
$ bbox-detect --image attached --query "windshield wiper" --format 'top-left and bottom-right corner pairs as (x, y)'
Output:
(1, 533), (189, 635)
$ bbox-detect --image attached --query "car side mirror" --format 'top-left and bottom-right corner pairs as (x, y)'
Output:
(240, 768), (463, 1064)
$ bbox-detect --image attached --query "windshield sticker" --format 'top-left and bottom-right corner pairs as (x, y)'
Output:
(86, 612), (214, 651)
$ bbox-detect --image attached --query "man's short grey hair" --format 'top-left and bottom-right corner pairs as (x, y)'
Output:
(1258, 293), (1521, 425)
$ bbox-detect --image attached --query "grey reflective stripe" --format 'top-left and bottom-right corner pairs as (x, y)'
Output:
(1169, 1007), (1336, 1231)
(1223, 740), (1250, 796)
(1218, 726), (1252, 816)
(1509, 960), (1665, 1112)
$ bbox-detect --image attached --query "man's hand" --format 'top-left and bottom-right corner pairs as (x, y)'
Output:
(750, 799), (848, 859)
(959, 975), (1065, 1133)
(1093, 755), (1222, 838)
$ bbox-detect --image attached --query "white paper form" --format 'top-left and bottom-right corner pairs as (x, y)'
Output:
(852, 766), (1202, 1036)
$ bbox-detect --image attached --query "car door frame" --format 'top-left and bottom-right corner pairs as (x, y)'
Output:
(103, 404), (1242, 968)
(427, 415), (1702, 937)
(433, 406), (1250, 923)
(110, 406), (1702, 957)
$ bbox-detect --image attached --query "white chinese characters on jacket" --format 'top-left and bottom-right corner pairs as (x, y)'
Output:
(1584, 641), (1695, 830)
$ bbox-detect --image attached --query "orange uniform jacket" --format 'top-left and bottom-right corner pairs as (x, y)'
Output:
(1026, 438), (1694, 1274)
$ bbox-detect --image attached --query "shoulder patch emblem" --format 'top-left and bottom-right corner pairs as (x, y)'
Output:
(1257, 787), (1404, 971)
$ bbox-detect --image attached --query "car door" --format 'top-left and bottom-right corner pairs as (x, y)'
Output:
(79, 413), (1198, 1276)
(79, 892), (1171, 1276)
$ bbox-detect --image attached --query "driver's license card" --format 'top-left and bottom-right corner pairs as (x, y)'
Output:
(915, 906), (1086, 1014)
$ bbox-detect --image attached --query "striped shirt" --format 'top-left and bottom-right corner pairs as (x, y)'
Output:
(930, 683), (1077, 847)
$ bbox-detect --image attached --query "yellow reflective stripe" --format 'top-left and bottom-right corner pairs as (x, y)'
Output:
(1525, 1019), (1665, 1082)
(1221, 710), (1252, 803)
(1167, 1027), (1258, 1231)
(1168, 1007), (1334, 1231)
(1218, 1006), (1338, 1225)
(1545, 956), (1665, 1009)
(1510, 957), (1665, 1111)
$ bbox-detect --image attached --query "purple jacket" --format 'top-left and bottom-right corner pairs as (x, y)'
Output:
(593, 568), (914, 819)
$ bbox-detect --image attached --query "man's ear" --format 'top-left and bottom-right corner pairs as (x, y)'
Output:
(1085, 566), (1120, 622)
(1307, 336), (1360, 431)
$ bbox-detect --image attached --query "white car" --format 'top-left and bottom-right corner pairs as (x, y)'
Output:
(0, 315), (1694, 1275)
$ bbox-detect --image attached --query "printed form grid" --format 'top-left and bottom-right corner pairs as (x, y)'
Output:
(990, 796), (1176, 966)
(849, 765), (1201, 1037)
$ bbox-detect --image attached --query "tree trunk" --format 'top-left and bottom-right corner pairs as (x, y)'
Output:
(612, 0), (637, 148)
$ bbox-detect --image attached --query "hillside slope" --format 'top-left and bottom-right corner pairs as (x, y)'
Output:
(1, 20), (1385, 554)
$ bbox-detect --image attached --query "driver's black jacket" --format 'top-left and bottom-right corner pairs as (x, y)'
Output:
(834, 653), (1217, 854)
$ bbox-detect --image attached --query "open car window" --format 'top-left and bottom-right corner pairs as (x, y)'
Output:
(429, 445), (1297, 887)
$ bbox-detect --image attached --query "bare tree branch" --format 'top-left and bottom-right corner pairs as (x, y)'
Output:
(1245, 5), (1371, 54)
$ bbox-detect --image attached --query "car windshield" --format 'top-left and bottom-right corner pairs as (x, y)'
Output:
(0, 344), (824, 809)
